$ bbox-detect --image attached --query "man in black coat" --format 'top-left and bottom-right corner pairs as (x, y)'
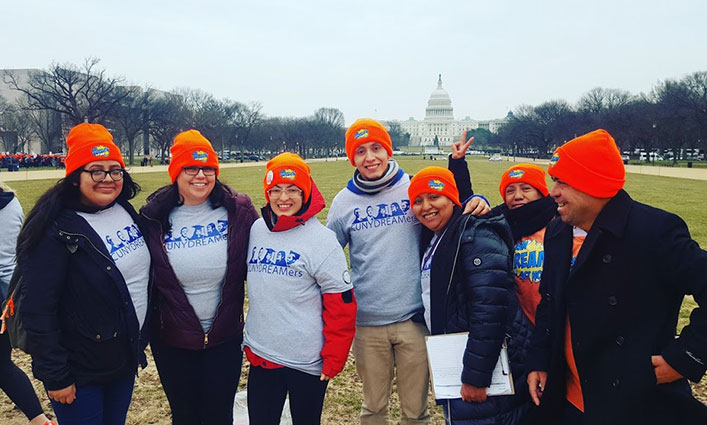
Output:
(526, 129), (707, 425)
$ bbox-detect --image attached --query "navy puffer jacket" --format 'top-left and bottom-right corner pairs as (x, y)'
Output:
(423, 208), (533, 423)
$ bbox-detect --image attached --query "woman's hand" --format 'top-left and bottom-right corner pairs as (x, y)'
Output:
(460, 383), (487, 403)
(320, 373), (332, 381)
(463, 196), (491, 216)
(450, 133), (474, 159)
(48, 384), (76, 404)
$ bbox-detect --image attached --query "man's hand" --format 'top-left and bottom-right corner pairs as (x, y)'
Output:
(528, 371), (548, 406)
(48, 384), (76, 404)
(450, 133), (474, 159)
(652, 355), (683, 384)
(460, 383), (487, 403)
(463, 196), (491, 216)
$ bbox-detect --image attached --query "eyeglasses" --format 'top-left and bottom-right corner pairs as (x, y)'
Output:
(267, 187), (302, 198)
(183, 166), (217, 176)
(82, 169), (125, 182)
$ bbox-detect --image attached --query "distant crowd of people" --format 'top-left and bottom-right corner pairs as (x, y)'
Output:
(0, 153), (65, 171)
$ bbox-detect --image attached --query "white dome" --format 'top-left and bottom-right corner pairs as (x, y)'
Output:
(425, 75), (453, 120)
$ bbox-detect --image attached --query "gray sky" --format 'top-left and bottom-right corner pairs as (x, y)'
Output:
(3, 0), (706, 124)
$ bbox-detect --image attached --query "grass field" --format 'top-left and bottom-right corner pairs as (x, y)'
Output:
(1, 157), (705, 424)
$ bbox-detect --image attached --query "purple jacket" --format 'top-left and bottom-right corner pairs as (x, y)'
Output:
(141, 186), (258, 350)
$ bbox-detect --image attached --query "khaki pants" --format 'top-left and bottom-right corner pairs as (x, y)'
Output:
(353, 319), (430, 425)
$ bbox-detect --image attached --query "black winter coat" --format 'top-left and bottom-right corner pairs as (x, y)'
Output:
(527, 190), (707, 424)
(19, 200), (148, 391)
(424, 208), (533, 423)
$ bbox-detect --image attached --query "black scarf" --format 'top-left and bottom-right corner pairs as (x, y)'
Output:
(498, 196), (557, 241)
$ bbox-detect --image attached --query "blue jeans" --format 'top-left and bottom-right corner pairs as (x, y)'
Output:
(48, 374), (135, 425)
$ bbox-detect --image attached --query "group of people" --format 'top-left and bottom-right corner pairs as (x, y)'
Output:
(0, 118), (704, 425)
(1, 153), (65, 171)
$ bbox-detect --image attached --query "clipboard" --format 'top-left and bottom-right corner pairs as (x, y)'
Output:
(425, 332), (514, 400)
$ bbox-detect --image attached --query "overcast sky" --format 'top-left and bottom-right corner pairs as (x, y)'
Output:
(3, 0), (706, 124)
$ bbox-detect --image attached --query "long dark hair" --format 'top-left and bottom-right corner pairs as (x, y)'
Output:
(16, 168), (141, 260)
(146, 179), (232, 233)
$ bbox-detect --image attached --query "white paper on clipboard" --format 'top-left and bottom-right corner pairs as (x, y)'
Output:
(425, 332), (514, 399)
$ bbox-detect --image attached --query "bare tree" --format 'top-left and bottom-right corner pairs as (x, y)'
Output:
(147, 93), (189, 160)
(0, 103), (34, 153)
(109, 86), (153, 165)
(232, 102), (263, 153)
(3, 58), (132, 126)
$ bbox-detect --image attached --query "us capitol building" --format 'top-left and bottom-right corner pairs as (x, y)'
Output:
(392, 75), (509, 147)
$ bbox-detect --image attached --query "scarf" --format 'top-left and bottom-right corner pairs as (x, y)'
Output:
(346, 159), (404, 195)
(498, 196), (557, 241)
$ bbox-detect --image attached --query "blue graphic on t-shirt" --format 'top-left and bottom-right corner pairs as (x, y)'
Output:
(101, 224), (145, 261)
(164, 219), (229, 250)
(350, 199), (416, 231)
(248, 245), (303, 277)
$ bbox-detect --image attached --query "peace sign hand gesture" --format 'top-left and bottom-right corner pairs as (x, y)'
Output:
(451, 131), (474, 159)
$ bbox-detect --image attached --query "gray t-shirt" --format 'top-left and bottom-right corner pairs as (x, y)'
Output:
(243, 216), (352, 376)
(326, 175), (423, 326)
(166, 202), (228, 333)
(0, 196), (23, 296)
(77, 204), (150, 330)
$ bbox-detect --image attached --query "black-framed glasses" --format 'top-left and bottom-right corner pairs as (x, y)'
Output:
(82, 169), (125, 182)
(183, 166), (217, 176)
(267, 187), (303, 198)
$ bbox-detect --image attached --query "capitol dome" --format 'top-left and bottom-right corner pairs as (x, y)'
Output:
(425, 74), (454, 121)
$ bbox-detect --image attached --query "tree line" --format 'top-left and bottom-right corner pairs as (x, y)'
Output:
(2, 58), (705, 164)
(474, 72), (707, 162)
(0, 58), (348, 164)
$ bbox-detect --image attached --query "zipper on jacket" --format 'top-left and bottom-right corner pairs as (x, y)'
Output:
(59, 230), (114, 264)
(203, 213), (235, 348)
(443, 214), (470, 335)
(145, 205), (233, 349)
(58, 229), (144, 367)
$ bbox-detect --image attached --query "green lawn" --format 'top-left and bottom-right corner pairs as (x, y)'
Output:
(7, 157), (707, 247)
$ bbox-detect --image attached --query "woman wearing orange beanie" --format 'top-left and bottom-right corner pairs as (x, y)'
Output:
(409, 166), (532, 424)
(140, 129), (258, 425)
(243, 153), (356, 425)
(494, 164), (556, 326)
(14, 123), (149, 425)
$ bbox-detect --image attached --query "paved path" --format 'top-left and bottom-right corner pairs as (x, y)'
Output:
(0, 157), (347, 182)
(1, 156), (706, 182)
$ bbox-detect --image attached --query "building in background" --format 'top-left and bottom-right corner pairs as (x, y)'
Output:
(393, 75), (508, 147)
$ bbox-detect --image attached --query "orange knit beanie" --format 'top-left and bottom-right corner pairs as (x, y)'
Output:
(408, 166), (461, 207)
(65, 123), (125, 176)
(264, 153), (312, 202)
(168, 130), (219, 183)
(345, 118), (393, 166)
(547, 129), (625, 198)
(499, 164), (549, 199)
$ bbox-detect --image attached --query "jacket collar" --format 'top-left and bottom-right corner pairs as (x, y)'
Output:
(54, 199), (141, 261)
(141, 184), (241, 224)
(261, 180), (325, 232)
(588, 189), (631, 239)
(545, 189), (631, 242)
